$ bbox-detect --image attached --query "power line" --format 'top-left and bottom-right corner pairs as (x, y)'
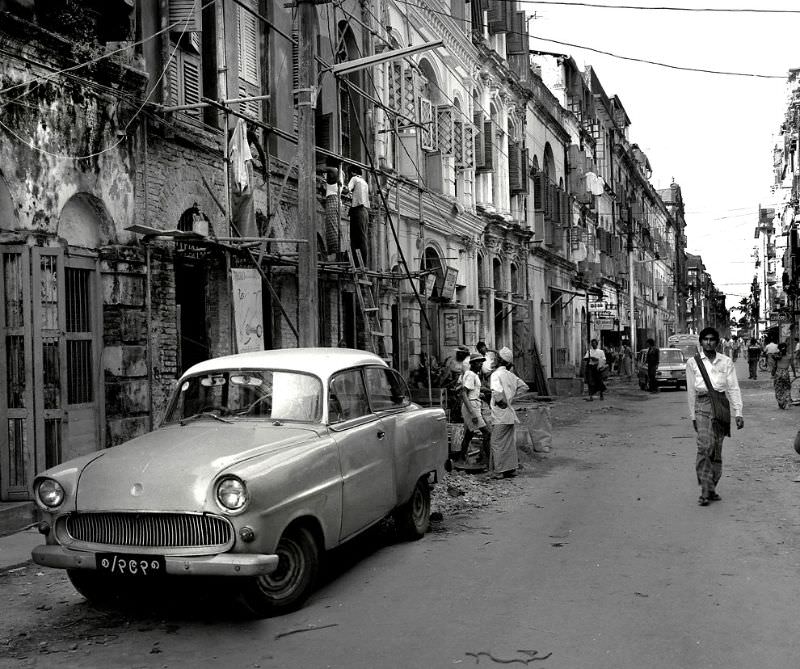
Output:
(510, 0), (800, 13)
(528, 33), (786, 78)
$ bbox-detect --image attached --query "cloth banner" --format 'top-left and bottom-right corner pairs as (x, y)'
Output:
(231, 268), (264, 353)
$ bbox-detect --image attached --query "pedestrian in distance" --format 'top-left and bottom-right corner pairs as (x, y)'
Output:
(489, 347), (529, 479)
(458, 353), (492, 467)
(746, 338), (761, 380)
(645, 338), (660, 393)
(583, 339), (607, 401)
(764, 339), (779, 375)
(620, 343), (633, 379)
(772, 342), (796, 409)
(686, 327), (744, 507)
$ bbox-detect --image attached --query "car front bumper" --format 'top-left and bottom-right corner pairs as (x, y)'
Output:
(32, 545), (279, 576)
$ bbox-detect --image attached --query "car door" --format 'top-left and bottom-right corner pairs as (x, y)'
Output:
(329, 368), (395, 540)
(363, 365), (443, 506)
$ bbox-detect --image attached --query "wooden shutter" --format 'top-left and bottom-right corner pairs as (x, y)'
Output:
(237, 1), (259, 86)
(436, 105), (454, 155)
(487, 0), (508, 34)
(508, 142), (522, 193)
(420, 98), (435, 151)
(473, 113), (485, 169)
(169, 0), (202, 32)
(533, 172), (545, 212)
(316, 112), (332, 150)
(482, 120), (494, 171)
(167, 50), (202, 116)
(181, 52), (201, 114)
(237, 0), (261, 121)
(292, 28), (299, 131)
(388, 62), (403, 114)
(506, 11), (527, 54)
(461, 119), (474, 169)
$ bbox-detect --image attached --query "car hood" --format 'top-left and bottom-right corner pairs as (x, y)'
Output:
(75, 422), (321, 512)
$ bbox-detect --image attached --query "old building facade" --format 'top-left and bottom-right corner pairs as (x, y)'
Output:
(1, 0), (706, 503)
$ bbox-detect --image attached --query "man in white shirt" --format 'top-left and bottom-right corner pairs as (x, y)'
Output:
(685, 327), (744, 506)
(764, 339), (780, 374)
(344, 167), (370, 266)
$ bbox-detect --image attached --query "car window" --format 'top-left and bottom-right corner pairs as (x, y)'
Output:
(364, 367), (410, 411)
(329, 369), (371, 424)
(661, 350), (684, 364)
(164, 370), (322, 423)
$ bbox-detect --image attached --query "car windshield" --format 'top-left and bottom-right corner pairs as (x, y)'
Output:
(164, 369), (322, 423)
(661, 350), (684, 364)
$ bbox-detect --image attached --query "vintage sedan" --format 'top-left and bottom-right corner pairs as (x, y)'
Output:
(636, 347), (687, 390)
(31, 348), (448, 616)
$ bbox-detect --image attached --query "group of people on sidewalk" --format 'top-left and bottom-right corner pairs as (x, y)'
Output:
(411, 342), (530, 479)
(744, 336), (798, 409)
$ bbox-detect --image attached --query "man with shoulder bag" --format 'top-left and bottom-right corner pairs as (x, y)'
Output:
(685, 327), (744, 507)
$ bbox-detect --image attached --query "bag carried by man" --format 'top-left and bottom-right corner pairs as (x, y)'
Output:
(693, 354), (731, 436)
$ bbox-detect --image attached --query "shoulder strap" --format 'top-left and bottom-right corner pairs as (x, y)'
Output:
(694, 353), (713, 390)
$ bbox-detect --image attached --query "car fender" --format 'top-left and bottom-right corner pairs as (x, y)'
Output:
(216, 436), (343, 554)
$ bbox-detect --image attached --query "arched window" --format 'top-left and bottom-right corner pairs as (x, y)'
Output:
(493, 257), (502, 291)
(510, 263), (518, 294)
(336, 23), (363, 162)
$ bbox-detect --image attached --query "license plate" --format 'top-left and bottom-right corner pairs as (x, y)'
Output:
(96, 553), (165, 576)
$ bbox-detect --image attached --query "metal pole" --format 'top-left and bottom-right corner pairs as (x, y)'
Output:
(296, 0), (319, 346)
(629, 248), (636, 355)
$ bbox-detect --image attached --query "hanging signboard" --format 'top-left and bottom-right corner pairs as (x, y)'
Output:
(589, 300), (616, 312)
(439, 266), (459, 301)
(231, 268), (264, 353)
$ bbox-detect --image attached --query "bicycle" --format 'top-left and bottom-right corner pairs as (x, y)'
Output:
(791, 375), (800, 405)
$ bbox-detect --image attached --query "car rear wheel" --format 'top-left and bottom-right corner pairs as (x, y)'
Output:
(238, 525), (320, 617)
(394, 477), (431, 541)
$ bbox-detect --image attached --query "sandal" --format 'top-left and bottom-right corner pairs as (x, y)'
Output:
(698, 496), (710, 506)
(708, 492), (721, 501)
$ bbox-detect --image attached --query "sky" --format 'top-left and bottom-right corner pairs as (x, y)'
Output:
(527, 0), (800, 311)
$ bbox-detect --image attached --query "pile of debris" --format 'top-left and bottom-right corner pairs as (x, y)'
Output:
(431, 469), (523, 518)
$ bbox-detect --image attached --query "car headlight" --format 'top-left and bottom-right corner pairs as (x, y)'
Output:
(36, 479), (65, 509)
(215, 477), (249, 512)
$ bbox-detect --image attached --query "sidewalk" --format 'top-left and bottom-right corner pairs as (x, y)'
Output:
(0, 526), (43, 573)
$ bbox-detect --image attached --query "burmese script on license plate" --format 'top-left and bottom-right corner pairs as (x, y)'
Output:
(96, 553), (166, 576)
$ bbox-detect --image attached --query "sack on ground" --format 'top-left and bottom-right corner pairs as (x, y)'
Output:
(521, 404), (552, 453)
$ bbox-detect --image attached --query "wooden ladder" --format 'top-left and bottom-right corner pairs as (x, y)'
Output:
(351, 249), (388, 358)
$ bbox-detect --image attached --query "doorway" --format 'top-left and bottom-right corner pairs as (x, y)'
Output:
(0, 246), (102, 500)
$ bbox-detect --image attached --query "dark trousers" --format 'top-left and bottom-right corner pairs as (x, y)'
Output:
(748, 359), (758, 379)
(647, 364), (658, 391)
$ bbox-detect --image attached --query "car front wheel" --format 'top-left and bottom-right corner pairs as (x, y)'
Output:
(238, 525), (320, 617)
(394, 477), (431, 541)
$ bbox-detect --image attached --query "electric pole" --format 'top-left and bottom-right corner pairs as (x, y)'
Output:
(296, 0), (319, 346)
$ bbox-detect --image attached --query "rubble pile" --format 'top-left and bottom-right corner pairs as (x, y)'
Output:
(431, 470), (521, 517)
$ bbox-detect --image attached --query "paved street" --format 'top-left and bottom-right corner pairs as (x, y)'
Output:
(2, 358), (799, 669)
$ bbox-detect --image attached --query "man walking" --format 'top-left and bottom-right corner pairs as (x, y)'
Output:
(746, 338), (761, 380)
(645, 338), (660, 393)
(686, 327), (744, 506)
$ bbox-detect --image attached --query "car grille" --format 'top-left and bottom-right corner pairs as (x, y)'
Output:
(65, 512), (233, 548)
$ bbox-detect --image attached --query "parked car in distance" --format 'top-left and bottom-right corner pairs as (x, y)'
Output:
(637, 347), (688, 390)
(31, 348), (448, 616)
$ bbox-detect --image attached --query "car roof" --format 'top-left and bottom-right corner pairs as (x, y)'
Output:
(182, 348), (388, 380)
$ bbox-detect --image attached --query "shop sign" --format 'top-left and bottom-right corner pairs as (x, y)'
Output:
(588, 300), (615, 312)
(595, 318), (616, 329)
(438, 266), (459, 301)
